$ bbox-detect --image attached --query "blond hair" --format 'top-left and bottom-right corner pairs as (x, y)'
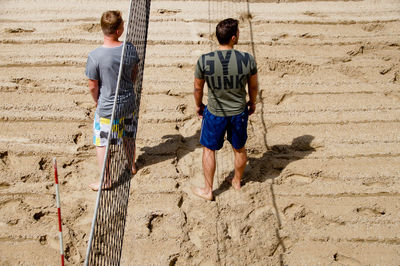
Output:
(100, 10), (123, 35)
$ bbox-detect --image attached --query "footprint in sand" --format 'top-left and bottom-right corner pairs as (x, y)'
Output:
(272, 33), (288, 41)
(11, 77), (35, 85)
(355, 206), (385, 217)
(361, 23), (384, 32)
(283, 203), (307, 220)
(298, 32), (319, 39)
(77, 144), (91, 152)
(0, 181), (10, 188)
(333, 252), (362, 266)
(380, 66), (392, 75)
(287, 174), (313, 184)
(303, 11), (327, 18)
(38, 157), (48, 171)
(0, 151), (9, 170)
(20, 174), (32, 183)
(238, 11), (253, 22)
(156, 9), (181, 15)
(177, 196), (184, 208)
(393, 71), (399, 84)
(147, 212), (164, 235)
(4, 27), (35, 33)
(347, 45), (364, 57)
(75, 23), (101, 33)
(33, 211), (47, 221)
(176, 103), (187, 114)
(72, 132), (82, 145)
(0, 151), (8, 161)
(39, 235), (47, 245)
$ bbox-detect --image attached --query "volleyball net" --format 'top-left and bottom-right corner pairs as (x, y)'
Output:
(84, 0), (151, 265)
(83, 0), (262, 264)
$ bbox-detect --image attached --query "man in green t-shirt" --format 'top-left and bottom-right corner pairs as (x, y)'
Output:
(192, 18), (258, 200)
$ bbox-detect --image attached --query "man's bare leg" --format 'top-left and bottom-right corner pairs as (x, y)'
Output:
(227, 146), (247, 190)
(123, 137), (137, 174)
(132, 144), (137, 174)
(192, 146), (215, 200)
(89, 146), (111, 191)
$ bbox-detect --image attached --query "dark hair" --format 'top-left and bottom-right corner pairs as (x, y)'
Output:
(101, 10), (123, 35)
(216, 18), (239, 45)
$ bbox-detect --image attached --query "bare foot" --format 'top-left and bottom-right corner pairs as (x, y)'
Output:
(225, 177), (241, 190)
(191, 186), (213, 201)
(132, 163), (137, 175)
(89, 181), (112, 191)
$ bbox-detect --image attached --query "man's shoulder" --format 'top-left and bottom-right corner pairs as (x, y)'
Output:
(199, 51), (216, 59)
(87, 47), (103, 66)
(90, 45), (104, 53)
(233, 49), (254, 58)
(88, 46), (106, 58)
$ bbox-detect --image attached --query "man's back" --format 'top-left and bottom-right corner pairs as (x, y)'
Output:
(86, 42), (139, 118)
(195, 49), (257, 117)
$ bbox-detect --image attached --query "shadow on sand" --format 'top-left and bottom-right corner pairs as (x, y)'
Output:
(135, 129), (201, 169)
(214, 134), (315, 265)
(214, 134), (315, 196)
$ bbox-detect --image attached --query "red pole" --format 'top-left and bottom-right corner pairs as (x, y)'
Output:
(53, 158), (65, 266)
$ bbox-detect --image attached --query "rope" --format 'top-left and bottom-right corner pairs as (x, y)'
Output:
(84, 0), (151, 264)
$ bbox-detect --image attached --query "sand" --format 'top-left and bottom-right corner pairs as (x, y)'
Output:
(1, 0), (400, 265)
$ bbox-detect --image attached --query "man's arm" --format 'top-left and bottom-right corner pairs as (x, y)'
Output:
(88, 79), (99, 107)
(131, 64), (138, 84)
(194, 77), (205, 118)
(247, 73), (258, 115)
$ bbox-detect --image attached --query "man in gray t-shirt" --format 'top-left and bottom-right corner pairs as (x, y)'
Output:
(86, 42), (139, 118)
(194, 49), (257, 117)
(192, 18), (258, 200)
(85, 10), (139, 191)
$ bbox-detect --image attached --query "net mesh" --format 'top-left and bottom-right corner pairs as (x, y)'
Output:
(85, 0), (151, 265)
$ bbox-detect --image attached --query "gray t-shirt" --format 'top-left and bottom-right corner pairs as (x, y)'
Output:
(195, 49), (257, 117)
(85, 42), (139, 118)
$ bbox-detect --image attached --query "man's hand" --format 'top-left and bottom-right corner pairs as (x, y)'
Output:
(247, 101), (256, 115)
(196, 103), (205, 118)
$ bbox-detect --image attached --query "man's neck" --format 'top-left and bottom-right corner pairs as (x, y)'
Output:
(103, 35), (122, 48)
(218, 44), (234, 50)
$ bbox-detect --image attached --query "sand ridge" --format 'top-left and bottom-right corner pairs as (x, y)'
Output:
(0, 0), (400, 265)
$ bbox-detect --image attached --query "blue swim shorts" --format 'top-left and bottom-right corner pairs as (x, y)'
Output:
(200, 106), (248, 150)
(93, 112), (136, 146)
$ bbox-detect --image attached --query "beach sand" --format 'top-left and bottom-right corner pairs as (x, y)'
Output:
(1, 0), (400, 264)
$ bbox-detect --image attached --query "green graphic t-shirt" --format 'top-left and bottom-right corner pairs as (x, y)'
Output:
(195, 49), (257, 117)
